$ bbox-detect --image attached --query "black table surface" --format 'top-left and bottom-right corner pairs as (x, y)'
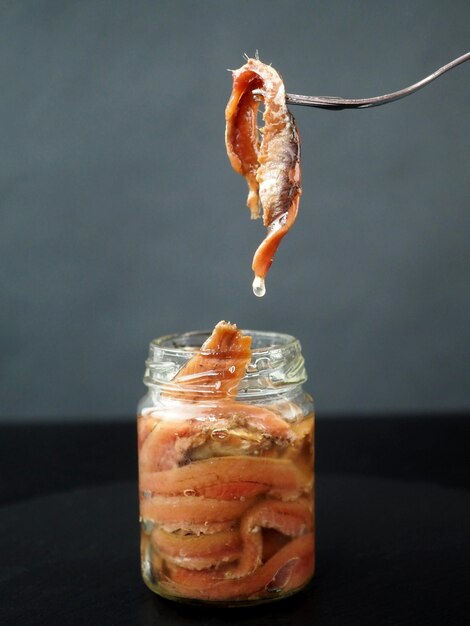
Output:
(1, 415), (469, 626)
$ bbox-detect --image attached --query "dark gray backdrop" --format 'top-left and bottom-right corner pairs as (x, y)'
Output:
(1, 0), (469, 421)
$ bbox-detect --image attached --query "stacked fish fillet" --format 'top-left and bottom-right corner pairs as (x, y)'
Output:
(138, 322), (314, 602)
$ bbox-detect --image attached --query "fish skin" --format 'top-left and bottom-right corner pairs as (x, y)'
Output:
(140, 494), (256, 530)
(163, 533), (314, 600)
(138, 402), (295, 472)
(225, 58), (302, 285)
(139, 455), (310, 498)
(151, 527), (242, 570)
(226, 498), (314, 579)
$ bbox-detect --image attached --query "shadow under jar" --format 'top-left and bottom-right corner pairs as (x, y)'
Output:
(137, 329), (315, 605)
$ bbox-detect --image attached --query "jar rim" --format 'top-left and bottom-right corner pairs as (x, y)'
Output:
(145, 329), (307, 395)
(149, 329), (300, 358)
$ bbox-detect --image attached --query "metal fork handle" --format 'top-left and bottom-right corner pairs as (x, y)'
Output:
(285, 52), (470, 110)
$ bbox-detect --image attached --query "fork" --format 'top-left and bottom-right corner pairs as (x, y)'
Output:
(285, 52), (470, 110)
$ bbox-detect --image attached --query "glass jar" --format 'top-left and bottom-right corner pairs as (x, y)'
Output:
(137, 329), (315, 605)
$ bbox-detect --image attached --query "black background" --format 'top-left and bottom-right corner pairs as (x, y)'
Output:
(1, 416), (469, 625)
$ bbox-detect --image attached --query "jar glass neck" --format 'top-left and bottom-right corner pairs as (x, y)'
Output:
(144, 330), (307, 400)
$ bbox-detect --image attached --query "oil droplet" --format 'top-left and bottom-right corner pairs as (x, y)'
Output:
(183, 489), (196, 497)
(252, 275), (266, 298)
(211, 428), (228, 440)
(265, 558), (298, 592)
